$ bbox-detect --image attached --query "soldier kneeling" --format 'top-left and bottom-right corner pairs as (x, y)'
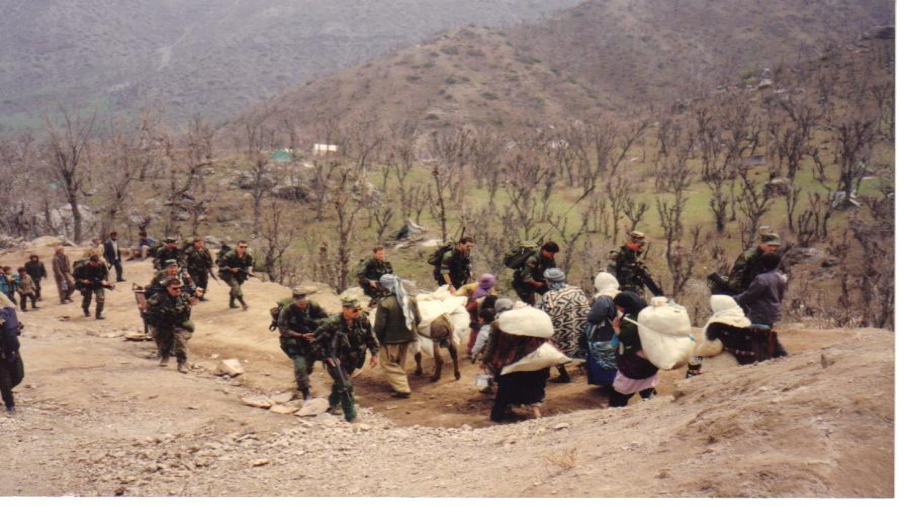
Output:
(146, 278), (202, 374)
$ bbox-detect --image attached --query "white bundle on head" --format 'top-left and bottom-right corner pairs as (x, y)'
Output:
(633, 296), (695, 370)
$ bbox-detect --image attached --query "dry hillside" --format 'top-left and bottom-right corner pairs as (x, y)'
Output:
(0, 0), (585, 128)
(0, 239), (893, 497)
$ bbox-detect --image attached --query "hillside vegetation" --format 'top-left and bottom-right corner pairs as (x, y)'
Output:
(0, 0), (585, 128)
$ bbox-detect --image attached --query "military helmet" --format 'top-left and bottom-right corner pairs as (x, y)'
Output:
(164, 259), (178, 267)
(760, 232), (781, 246)
(340, 295), (362, 309)
(629, 231), (646, 244)
(164, 237), (177, 244)
(292, 285), (316, 300)
(165, 278), (183, 288)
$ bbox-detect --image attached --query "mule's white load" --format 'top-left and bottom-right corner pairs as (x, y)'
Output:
(632, 296), (695, 370)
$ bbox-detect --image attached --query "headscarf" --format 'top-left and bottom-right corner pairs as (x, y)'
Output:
(380, 274), (416, 332)
(473, 273), (497, 299)
(593, 272), (619, 299)
(613, 291), (648, 317)
(543, 267), (567, 291)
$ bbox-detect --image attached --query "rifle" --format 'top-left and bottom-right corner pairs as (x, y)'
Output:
(636, 262), (664, 297)
(325, 357), (355, 410)
(208, 267), (220, 284)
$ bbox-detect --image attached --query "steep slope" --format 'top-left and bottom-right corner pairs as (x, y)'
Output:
(507, 0), (893, 104)
(0, 0), (585, 127)
(236, 0), (892, 133)
(0, 237), (893, 497)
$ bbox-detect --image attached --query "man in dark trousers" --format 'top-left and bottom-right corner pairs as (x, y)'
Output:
(24, 254), (47, 301)
(74, 255), (112, 319)
(103, 231), (126, 282)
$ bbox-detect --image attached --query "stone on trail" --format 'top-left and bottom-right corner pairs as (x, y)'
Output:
(241, 396), (273, 409)
(294, 398), (330, 417)
(217, 359), (244, 377)
(553, 423), (570, 430)
(270, 392), (294, 404)
(123, 333), (152, 342)
(249, 459), (270, 467)
(269, 404), (300, 415)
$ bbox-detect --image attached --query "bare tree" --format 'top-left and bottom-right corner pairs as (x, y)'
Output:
(736, 167), (773, 248)
(42, 107), (97, 243)
(258, 200), (301, 284)
(237, 118), (278, 234)
(426, 128), (471, 241)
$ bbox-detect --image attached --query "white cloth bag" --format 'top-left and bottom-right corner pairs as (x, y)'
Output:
(627, 296), (696, 370)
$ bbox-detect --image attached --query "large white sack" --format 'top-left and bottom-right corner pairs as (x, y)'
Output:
(498, 305), (555, 338)
(501, 342), (570, 375)
(630, 297), (696, 370)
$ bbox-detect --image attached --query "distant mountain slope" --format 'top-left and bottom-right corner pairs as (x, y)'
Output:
(506, 0), (894, 105)
(0, 0), (585, 127)
(236, 0), (892, 134)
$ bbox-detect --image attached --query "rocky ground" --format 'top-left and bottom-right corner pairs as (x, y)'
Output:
(0, 238), (894, 497)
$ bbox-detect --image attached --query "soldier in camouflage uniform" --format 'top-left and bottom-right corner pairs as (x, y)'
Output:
(608, 231), (664, 297)
(313, 296), (379, 422)
(185, 237), (214, 301)
(436, 237), (475, 290)
(277, 286), (329, 400)
(219, 240), (254, 310)
(153, 237), (186, 271)
(73, 255), (112, 319)
(146, 259), (196, 299)
(726, 232), (782, 295)
(356, 246), (394, 304)
(512, 241), (559, 305)
(145, 278), (201, 373)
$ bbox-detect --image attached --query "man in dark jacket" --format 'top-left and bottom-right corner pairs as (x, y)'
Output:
(24, 254), (47, 301)
(373, 274), (422, 398)
(74, 256), (112, 319)
(512, 241), (559, 305)
(103, 231), (126, 282)
(727, 232), (782, 294)
(734, 253), (786, 327)
(0, 294), (22, 414)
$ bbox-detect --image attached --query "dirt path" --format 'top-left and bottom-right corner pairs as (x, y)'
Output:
(0, 240), (893, 497)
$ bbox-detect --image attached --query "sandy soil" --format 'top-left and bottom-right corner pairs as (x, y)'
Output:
(0, 240), (893, 497)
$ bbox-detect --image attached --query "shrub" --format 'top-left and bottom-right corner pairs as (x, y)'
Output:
(441, 46), (459, 55)
(481, 92), (499, 100)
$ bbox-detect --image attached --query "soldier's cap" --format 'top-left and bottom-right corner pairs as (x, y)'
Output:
(165, 278), (183, 288)
(164, 259), (178, 267)
(760, 232), (782, 246)
(340, 295), (362, 309)
(164, 237), (177, 243)
(89, 255), (99, 262)
(292, 286), (316, 299)
(629, 231), (646, 243)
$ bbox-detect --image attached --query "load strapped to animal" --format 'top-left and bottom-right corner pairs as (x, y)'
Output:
(503, 240), (539, 270)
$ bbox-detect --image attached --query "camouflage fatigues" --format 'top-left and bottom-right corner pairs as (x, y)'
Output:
(153, 245), (186, 271)
(609, 246), (661, 296)
(436, 248), (472, 289)
(727, 247), (770, 295)
(185, 246), (214, 293)
(277, 301), (328, 391)
(512, 252), (556, 305)
(219, 250), (254, 302)
(313, 314), (379, 421)
(146, 270), (195, 299)
(145, 291), (195, 364)
(73, 262), (109, 316)
(356, 257), (394, 299)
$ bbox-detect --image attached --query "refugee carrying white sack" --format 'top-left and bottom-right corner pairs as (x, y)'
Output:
(498, 305), (571, 375)
(696, 295), (751, 358)
(628, 296), (695, 370)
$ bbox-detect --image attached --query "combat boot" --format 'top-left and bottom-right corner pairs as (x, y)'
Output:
(229, 294), (237, 309)
(238, 296), (249, 311)
(159, 355), (170, 367)
(177, 360), (188, 374)
(95, 304), (105, 320)
(301, 388), (311, 401)
(83, 307), (90, 317)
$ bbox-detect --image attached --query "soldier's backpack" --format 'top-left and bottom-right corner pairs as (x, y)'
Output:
(216, 244), (232, 268)
(269, 297), (294, 332)
(427, 242), (455, 267)
(503, 240), (539, 270)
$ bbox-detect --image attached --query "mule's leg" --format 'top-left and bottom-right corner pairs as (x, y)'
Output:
(431, 342), (444, 382)
(447, 342), (461, 380)
(414, 352), (423, 376)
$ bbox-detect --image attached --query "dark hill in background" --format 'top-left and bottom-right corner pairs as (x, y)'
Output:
(0, 0), (584, 128)
(238, 0), (892, 134)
